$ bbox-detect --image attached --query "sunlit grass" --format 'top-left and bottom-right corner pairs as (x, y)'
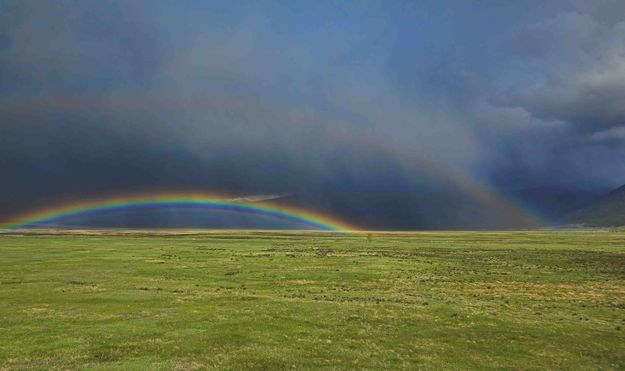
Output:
(0, 230), (624, 369)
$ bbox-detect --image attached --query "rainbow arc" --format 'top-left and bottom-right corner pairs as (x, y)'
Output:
(0, 192), (358, 232)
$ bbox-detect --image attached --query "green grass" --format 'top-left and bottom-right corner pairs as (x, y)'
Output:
(1, 230), (624, 369)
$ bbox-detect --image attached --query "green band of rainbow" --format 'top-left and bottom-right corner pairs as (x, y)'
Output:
(0, 193), (358, 232)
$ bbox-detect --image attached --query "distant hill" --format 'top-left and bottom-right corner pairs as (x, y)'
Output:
(515, 186), (602, 222)
(567, 184), (625, 227)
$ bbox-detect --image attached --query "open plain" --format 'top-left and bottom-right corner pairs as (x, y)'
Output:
(0, 230), (624, 369)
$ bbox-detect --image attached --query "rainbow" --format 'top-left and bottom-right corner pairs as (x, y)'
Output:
(0, 192), (358, 232)
(1, 91), (549, 227)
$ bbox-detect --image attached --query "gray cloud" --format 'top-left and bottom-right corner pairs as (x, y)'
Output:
(1, 1), (624, 228)
(502, 12), (625, 136)
(229, 194), (289, 203)
(477, 8), (625, 189)
(0, 0), (168, 94)
(590, 126), (625, 143)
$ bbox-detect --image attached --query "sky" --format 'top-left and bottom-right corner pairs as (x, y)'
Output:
(1, 0), (624, 229)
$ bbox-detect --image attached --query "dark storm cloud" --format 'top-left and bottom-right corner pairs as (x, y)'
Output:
(482, 6), (625, 189)
(1, 1), (624, 228)
(0, 90), (533, 229)
(0, 0), (167, 93)
(502, 12), (625, 135)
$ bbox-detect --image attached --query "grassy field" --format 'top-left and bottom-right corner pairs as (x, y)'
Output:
(0, 230), (624, 369)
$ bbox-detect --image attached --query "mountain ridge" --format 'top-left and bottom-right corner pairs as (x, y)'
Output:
(567, 184), (625, 227)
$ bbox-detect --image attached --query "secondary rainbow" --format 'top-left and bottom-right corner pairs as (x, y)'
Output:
(0, 192), (358, 232)
(2, 92), (548, 226)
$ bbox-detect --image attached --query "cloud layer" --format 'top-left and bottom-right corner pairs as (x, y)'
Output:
(1, 1), (624, 228)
